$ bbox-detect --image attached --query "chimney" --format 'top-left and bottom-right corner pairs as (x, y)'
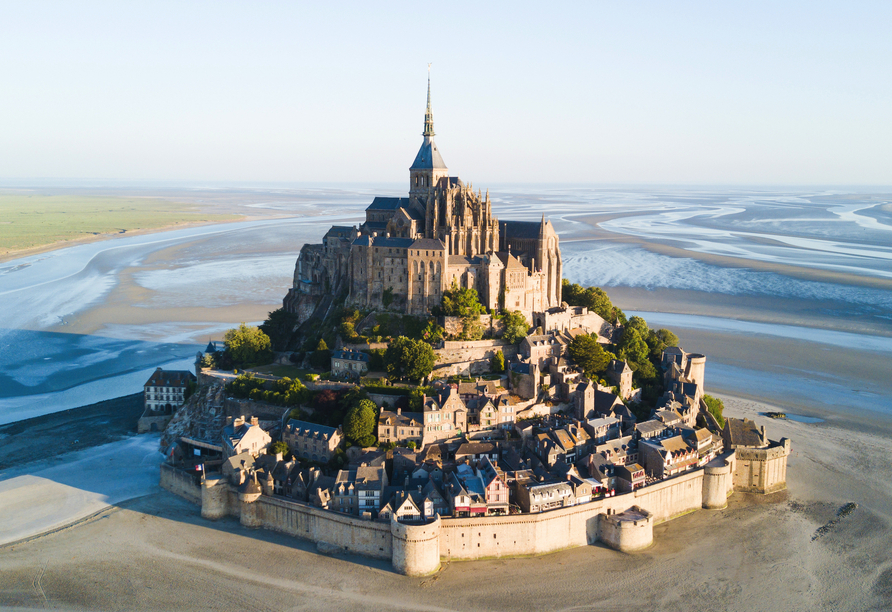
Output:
(397, 407), (402, 415)
(234, 415), (245, 428)
(251, 416), (259, 426)
(225, 416), (234, 427)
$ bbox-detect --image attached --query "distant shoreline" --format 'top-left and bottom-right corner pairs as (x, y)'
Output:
(0, 216), (256, 265)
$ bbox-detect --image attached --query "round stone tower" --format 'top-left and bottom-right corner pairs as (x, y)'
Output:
(238, 476), (263, 528)
(390, 514), (441, 576)
(702, 452), (735, 509)
(201, 475), (230, 520)
(687, 353), (707, 391)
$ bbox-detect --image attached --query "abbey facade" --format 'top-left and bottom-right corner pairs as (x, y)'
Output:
(284, 79), (562, 323)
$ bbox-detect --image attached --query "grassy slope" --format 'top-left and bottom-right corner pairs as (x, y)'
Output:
(0, 194), (241, 254)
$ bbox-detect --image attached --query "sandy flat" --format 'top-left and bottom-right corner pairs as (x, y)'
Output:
(0, 396), (889, 611)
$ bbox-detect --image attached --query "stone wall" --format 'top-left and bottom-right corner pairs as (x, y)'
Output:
(734, 439), (790, 494)
(162, 446), (780, 575)
(433, 339), (517, 377)
(441, 315), (505, 339)
(159, 463), (202, 505)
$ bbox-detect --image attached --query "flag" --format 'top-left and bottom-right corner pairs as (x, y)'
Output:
(195, 464), (203, 471)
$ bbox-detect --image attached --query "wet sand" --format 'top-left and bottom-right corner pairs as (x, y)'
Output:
(0, 395), (889, 611)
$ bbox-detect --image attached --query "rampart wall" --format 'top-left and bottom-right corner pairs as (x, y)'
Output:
(159, 463), (202, 505)
(160, 446), (783, 575)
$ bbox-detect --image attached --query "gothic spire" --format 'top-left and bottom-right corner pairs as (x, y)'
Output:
(423, 64), (435, 137)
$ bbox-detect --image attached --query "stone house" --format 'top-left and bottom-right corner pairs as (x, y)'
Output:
(584, 416), (622, 444)
(332, 464), (389, 516)
(221, 416), (271, 459)
(139, 368), (196, 433)
(605, 359), (633, 400)
(422, 387), (468, 445)
(614, 463), (646, 492)
(476, 457), (509, 515)
(516, 479), (575, 514)
(531, 304), (615, 342)
(331, 348), (370, 378)
(377, 408), (423, 445)
(282, 419), (343, 463)
(639, 435), (698, 479)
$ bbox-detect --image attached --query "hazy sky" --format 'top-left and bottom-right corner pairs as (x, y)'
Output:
(1, 1), (890, 185)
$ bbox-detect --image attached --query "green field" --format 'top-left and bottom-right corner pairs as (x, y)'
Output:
(0, 194), (241, 255)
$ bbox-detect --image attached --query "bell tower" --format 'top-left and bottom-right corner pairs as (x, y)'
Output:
(409, 66), (449, 200)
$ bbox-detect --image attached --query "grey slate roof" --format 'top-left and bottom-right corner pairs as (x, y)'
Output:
(410, 138), (447, 170)
(367, 197), (411, 211)
(502, 220), (542, 240)
(410, 238), (446, 250)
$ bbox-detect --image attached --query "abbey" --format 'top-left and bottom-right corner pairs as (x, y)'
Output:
(284, 78), (563, 323)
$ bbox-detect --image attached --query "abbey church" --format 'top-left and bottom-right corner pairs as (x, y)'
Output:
(284, 78), (563, 323)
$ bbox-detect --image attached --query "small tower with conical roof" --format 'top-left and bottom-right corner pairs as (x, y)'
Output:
(410, 67), (449, 199)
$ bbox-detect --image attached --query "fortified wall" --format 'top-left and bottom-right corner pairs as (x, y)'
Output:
(433, 339), (518, 377)
(160, 451), (751, 576)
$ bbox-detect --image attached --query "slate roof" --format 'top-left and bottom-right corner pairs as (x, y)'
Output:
(367, 197), (411, 211)
(410, 238), (446, 250)
(725, 418), (766, 448)
(285, 419), (339, 440)
(502, 220), (542, 240)
(145, 369), (195, 388)
(332, 349), (370, 362)
(410, 139), (447, 170)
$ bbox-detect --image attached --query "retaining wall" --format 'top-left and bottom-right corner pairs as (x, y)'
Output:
(159, 464), (202, 505)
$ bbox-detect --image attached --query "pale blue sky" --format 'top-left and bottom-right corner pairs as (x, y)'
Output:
(1, 1), (890, 185)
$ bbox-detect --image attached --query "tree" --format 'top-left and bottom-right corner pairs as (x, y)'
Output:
(310, 337), (332, 370)
(224, 323), (273, 366)
(567, 334), (613, 379)
(437, 282), (486, 318)
(617, 327), (649, 365)
(500, 310), (529, 344)
(343, 400), (377, 444)
(260, 308), (298, 352)
(561, 280), (626, 323)
(703, 394), (726, 428)
(268, 441), (289, 457)
(646, 328), (679, 360)
(491, 350), (505, 373)
(385, 336), (437, 383)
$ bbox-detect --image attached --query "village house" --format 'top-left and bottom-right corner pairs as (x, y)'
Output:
(282, 419), (343, 463)
(422, 386), (468, 445)
(330, 348), (370, 378)
(139, 368), (196, 433)
(638, 435), (699, 479)
(516, 478), (575, 514)
(605, 359), (634, 401)
(614, 463), (646, 492)
(377, 407), (423, 445)
(584, 416), (622, 444)
(476, 457), (509, 515)
(221, 416), (271, 459)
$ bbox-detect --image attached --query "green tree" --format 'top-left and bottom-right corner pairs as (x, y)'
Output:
(310, 337), (332, 370)
(617, 327), (649, 364)
(646, 328), (680, 360)
(438, 282), (486, 318)
(385, 336), (437, 383)
(567, 334), (613, 378)
(260, 308), (299, 352)
(703, 394), (726, 428)
(224, 323), (273, 366)
(500, 310), (529, 344)
(268, 441), (289, 457)
(561, 280), (626, 323)
(421, 319), (445, 344)
(382, 287), (394, 308)
(343, 400), (377, 444)
(491, 350), (506, 373)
